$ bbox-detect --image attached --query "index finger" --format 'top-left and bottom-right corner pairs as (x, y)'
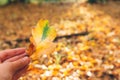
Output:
(0, 48), (26, 62)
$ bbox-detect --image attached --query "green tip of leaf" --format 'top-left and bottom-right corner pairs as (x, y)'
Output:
(41, 22), (50, 41)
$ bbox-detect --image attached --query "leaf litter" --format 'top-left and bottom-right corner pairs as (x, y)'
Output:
(0, 1), (120, 80)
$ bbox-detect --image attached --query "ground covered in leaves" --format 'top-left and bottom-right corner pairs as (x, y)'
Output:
(0, 1), (120, 80)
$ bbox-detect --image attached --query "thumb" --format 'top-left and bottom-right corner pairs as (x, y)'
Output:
(10, 56), (30, 73)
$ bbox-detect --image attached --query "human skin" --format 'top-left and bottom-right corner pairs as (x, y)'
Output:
(0, 48), (30, 80)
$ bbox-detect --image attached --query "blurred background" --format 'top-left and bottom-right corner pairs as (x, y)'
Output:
(0, 0), (120, 80)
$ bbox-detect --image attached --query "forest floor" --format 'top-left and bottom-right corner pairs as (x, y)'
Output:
(0, 1), (120, 80)
(0, 1), (120, 49)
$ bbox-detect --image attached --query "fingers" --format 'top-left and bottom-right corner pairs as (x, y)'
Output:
(10, 56), (30, 73)
(0, 48), (26, 62)
(4, 53), (28, 62)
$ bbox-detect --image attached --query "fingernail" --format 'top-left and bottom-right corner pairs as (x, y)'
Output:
(22, 53), (28, 57)
(22, 56), (29, 61)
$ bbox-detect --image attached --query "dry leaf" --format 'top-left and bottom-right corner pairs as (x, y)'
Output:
(27, 19), (57, 61)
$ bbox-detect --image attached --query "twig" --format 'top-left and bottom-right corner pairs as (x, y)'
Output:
(54, 31), (89, 41)
(4, 31), (89, 45)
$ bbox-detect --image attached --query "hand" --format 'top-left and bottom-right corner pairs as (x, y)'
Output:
(0, 48), (30, 80)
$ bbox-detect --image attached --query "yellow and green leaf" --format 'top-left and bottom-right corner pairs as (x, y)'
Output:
(28, 19), (57, 60)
